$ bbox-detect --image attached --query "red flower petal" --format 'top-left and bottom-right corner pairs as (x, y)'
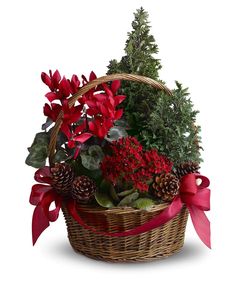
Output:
(67, 112), (82, 124)
(114, 95), (126, 106)
(45, 92), (58, 102)
(88, 121), (96, 132)
(89, 71), (97, 81)
(85, 100), (97, 108)
(111, 80), (121, 93)
(41, 72), (52, 89)
(100, 104), (109, 116)
(94, 94), (107, 102)
(73, 133), (93, 143)
(109, 95), (115, 107)
(71, 74), (80, 93)
(114, 109), (123, 120)
(59, 77), (71, 98)
(43, 103), (51, 117)
(103, 83), (113, 97)
(86, 108), (97, 116)
(52, 70), (61, 88)
(61, 123), (71, 139)
(68, 140), (76, 148)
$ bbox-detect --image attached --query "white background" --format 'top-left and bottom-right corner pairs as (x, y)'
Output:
(0, 0), (235, 282)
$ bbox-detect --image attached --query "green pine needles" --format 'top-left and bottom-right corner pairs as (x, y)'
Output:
(107, 7), (202, 165)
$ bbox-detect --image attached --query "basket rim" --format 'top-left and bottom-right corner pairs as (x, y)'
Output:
(67, 202), (170, 215)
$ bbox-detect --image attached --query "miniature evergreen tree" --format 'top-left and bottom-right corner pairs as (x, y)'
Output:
(107, 7), (202, 165)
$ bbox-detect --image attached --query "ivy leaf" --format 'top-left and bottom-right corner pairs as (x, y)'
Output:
(118, 191), (139, 207)
(132, 198), (155, 210)
(95, 191), (114, 208)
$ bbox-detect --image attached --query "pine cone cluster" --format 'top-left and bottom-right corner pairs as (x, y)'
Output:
(50, 163), (97, 203)
(51, 163), (74, 197)
(173, 161), (200, 179)
(150, 173), (179, 202)
(72, 176), (97, 204)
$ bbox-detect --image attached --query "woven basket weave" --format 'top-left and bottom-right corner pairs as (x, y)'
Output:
(49, 73), (189, 262)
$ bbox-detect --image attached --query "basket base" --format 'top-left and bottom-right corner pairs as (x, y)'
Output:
(69, 238), (185, 263)
(62, 204), (188, 262)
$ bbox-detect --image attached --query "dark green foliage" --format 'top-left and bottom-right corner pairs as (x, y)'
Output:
(25, 132), (49, 168)
(141, 82), (202, 164)
(107, 7), (202, 165)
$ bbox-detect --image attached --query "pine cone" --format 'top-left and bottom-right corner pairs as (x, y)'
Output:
(51, 163), (74, 197)
(150, 173), (179, 202)
(173, 161), (200, 179)
(72, 175), (97, 204)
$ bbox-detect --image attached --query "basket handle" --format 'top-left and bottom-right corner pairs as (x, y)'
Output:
(48, 73), (172, 164)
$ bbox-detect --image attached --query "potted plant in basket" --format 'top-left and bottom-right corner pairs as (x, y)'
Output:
(26, 7), (211, 262)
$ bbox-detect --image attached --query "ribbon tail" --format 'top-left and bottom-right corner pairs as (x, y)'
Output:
(188, 205), (211, 249)
(32, 205), (50, 246)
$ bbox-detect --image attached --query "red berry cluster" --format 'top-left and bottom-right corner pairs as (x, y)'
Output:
(101, 137), (173, 192)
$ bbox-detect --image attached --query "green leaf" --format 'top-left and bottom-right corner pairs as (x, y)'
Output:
(132, 198), (155, 210)
(95, 191), (114, 208)
(88, 145), (104, 160)
(80, 145), (105, 171)
(54, 149), (68, 163)
(118, 191), (139, 207)
(25, 144), (48, 168)
(80, 154), (100, 170)
(99, 179), (112, 192)
(31, 132), (49, 148)
(109, 184), (119, 201)
(41, 117), (53, 131)
(117, 188), (135, 197)
(105, 126), (128, 142)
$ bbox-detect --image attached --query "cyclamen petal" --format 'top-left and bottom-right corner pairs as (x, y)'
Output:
(73, 132), (93, 143)
(70, 74), (80, 93)
(111, 80), (121, 94)
(114, 95), (126, 106)
(94, 94), (107, 102)
(41, 72), (52, 89)
(45, 92), (58, 102)
(114, 109), (123, 120)
(52, 70), (61, 88)
(89, 71), (97, 81)
(59, 77), (71, 97)
(61, 124), (72, 139)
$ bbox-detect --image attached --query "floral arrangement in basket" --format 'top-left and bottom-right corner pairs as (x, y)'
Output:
(26, 8), (211, 261)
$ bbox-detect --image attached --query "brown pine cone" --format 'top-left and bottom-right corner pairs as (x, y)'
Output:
(72, 175), (97, 204)
(173, 161), (200, 179)
(51, 163), (74, 197)
(150, 173), (179, 202)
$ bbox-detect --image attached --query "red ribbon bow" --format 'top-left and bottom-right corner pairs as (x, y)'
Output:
(29, 167), (62, 245)
(30, 168), (211, 248)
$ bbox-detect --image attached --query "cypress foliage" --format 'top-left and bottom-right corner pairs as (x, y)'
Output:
(107, 7), (202, 165)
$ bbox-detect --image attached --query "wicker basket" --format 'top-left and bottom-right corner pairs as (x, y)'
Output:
(49, 73), (190, 262)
